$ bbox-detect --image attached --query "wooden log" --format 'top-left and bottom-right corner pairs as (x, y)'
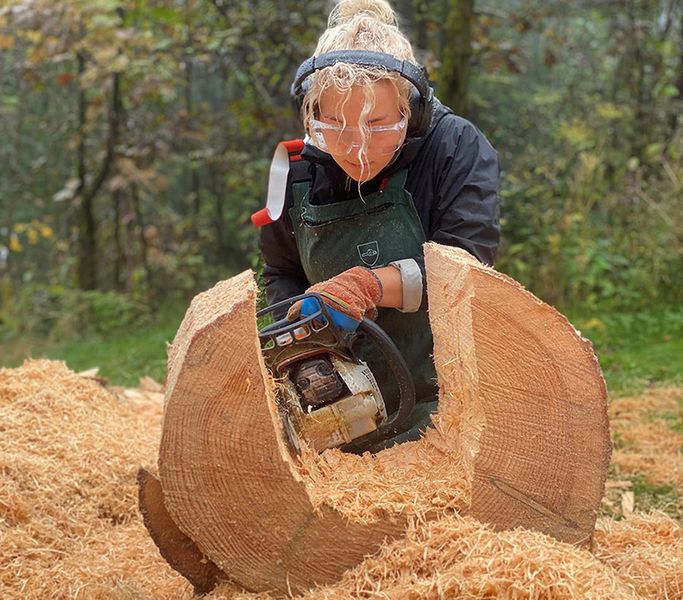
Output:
(155, 243), (610, 595)
(424, 243), (611, 543)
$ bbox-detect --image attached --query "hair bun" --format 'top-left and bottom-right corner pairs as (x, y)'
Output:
(328, 0), (398, 27)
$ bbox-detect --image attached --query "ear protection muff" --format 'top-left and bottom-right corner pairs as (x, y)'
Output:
(291, 50), (434, 139)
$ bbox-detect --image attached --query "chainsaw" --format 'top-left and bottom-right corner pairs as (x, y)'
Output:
(257, 292), (416, 454)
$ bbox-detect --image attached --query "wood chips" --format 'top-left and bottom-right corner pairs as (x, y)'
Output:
(1, 360), (682, 599)
(609, 387), (683, 490)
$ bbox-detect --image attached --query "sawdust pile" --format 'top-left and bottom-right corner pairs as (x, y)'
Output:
(296, 434), (469, 523)
(0, 360), (192, 599)
(2, 360), (682, 599)
(298, 517), (634, 599)
(594, 512), (683, 598)
(205, 512), (681, 600)
(609, 387), (683, 489)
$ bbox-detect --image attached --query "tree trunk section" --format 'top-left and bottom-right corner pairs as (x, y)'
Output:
(154, 242), (610, 595)
(158, 272), (407, 595)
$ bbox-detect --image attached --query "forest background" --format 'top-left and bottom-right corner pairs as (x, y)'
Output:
(0, 0), (681, 393)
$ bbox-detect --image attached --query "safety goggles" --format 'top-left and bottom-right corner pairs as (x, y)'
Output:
(309, 118), (407, 156)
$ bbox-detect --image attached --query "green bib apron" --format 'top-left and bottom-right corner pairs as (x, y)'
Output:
(290, 169), (437, 415)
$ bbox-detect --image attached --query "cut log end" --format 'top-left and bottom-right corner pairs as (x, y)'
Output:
(424, 242), (611, 543)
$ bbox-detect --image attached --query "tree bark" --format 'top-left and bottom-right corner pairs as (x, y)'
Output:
(75, 51), (96, 290)
(410, 0), (428, 50)
(184, 0), (201, 220)
(112, 188), (123, 291)
(211, 165), (229, 266)
(666, 10), (683, 147)
(629, 0), (649, 160)
(4, 64), (25, 291)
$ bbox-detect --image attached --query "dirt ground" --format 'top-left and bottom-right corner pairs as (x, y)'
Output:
(1, 361), (681, 599)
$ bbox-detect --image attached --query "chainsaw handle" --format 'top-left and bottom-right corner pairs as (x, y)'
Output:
(340, 317), (416, 454)
(258, 292), (359, 335)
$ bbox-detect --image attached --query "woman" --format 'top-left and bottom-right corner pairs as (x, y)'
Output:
(259, 0), (500, 446)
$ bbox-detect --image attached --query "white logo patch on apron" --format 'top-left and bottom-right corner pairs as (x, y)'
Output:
(357, 241), (380, 267)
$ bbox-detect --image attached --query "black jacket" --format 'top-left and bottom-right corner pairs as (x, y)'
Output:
(259, 100), (501, 309)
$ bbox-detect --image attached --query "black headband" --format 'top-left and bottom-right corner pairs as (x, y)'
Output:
(291, 50), (433, 106)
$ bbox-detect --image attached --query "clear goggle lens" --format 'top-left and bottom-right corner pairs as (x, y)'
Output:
(309, 118), (407, 156)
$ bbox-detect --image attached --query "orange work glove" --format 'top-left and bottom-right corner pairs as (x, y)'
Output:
(287, 266), (384, 322)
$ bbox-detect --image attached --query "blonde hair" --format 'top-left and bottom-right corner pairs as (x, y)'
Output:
(301, 0), (418, 179)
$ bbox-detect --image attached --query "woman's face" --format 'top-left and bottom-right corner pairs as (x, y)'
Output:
(315, 79), (406, 182)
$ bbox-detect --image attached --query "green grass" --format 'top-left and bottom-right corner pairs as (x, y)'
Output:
(600, 470), (682, 521)
(1, 308), (185, 387)
(629, 474), (682, 519)
(575, 308), (683, 396)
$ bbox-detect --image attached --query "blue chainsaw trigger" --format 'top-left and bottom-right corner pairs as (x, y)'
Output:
(299, 296), (360, 333)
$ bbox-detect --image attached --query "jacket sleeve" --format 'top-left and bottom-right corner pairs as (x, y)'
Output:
(428, 116), (501, 266)
(258, 188), (309, 308)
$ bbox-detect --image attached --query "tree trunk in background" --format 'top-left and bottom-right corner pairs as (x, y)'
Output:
(112, 6), (126, 293)
(125, 196), (136, 295)
(4, 67), (24, 298)
(76, 51), (97, 291)
(667, 13), (683, 148)
(211, 165), (229, 267)
(185, 0), (201, 220)
(673, 45), (683, 129)
(185, 59), (201, 219)
(439, 0), (474, 116)
(76, 55), (122, 290)
(410, 0), (428, 50)
(629, 0), (649, 161)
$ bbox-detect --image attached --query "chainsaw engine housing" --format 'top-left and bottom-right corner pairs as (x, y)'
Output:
(278, 355), (387, 452)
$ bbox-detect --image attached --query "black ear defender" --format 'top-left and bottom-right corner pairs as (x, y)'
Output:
(291, 50), (434, 139)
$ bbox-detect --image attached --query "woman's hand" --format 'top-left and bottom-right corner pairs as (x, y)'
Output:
(287, 266), (397, 322)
